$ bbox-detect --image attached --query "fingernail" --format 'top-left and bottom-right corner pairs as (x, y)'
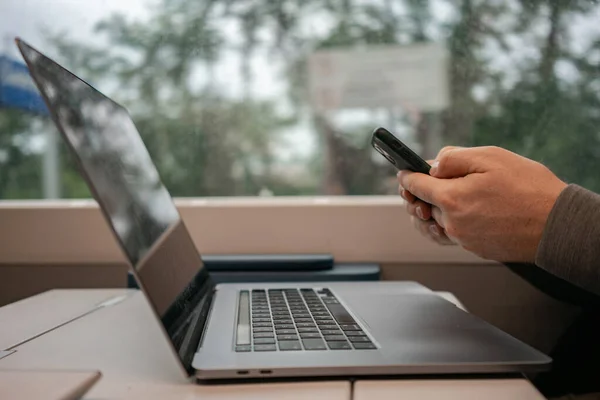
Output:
(416, 206), (424, 220)
(429, 225), (440, 236)
(430, 160), (439, 176)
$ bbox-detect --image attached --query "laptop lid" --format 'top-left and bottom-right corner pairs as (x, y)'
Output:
(16, 38), (214, 375)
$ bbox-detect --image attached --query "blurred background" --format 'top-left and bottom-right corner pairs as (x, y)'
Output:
(1, 0), (600, 199)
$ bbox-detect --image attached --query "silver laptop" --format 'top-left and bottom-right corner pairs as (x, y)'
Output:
(17, 38), (551, 381)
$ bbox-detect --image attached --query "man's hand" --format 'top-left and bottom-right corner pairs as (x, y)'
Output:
(397, 146), (567, 262)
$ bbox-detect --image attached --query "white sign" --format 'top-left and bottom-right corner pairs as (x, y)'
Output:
(308, 43), (449, 112)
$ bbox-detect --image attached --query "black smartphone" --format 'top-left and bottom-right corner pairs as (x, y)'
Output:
(371, 127), (431, 174)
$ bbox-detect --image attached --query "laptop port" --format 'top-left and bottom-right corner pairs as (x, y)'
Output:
(237, 370), (249, 375)
(259, 370), (272, 375)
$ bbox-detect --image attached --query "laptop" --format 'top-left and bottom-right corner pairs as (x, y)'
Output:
(16, 38), (551, 381)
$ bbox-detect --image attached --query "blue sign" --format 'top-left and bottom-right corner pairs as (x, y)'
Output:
(0, 55), (48, 116)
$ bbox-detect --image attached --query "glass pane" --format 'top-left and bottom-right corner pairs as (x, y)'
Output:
(2, 0), (600, 199)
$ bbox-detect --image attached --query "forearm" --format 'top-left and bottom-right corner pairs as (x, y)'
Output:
(535, 184), (600, 297)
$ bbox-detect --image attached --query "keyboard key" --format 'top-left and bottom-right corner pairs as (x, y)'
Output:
(291, 311), (309, 316)
(353, 342), (376, 350)
(254, 338), (275, 344)
(252, 322), (272, 328)
(292, 314), (310, 319)
(314, 315), (334, 320)
(318, 325), (338, 330)
(271, 307), (289, 312)
(276, 319), (294, 325)
(346, 331), (366, 336)
(302, 338), (327, 350)
(253, 327), (273, 333)
(254, 344), (277, 351)
(327, 341), (352, 350)
(273, 324), (295, 330)
(324, 335), (347, 341)
(340, 324), (361, 331)
(311, 311), (330, 316)
(295, 323), (316, 328)
(252, 318), (271, 323)
(317, 322), (336, 327)
(323, 298), (339, 304)
(235, 345), (251, 352)
(294, 318), (313, 323)
(279, 341), (302, 351)
(277, 334), (299, 341)
(298, 327), (318, 333)
(300, 332), (322, 338)
(253, 332), (274, 338)
(276, 329), (297, 335)
(321, 330), (343, 336)
(348, 336), (371, 343)
(324, 303), (356, 324)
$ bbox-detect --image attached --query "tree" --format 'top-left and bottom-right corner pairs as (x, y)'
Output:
(46, 0), (297, 197)
(0, 110), (42, 199)
(4, 0), (600, 199)
(472, 0), (600, 192)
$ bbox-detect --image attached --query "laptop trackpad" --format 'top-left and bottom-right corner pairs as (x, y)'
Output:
(343, 292), (529, 362)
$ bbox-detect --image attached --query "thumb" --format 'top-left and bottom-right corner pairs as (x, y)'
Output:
(430, 147), (479, 178)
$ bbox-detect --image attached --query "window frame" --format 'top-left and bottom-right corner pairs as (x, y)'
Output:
(0, 197), (487, 265)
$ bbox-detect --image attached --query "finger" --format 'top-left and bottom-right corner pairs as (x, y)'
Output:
(402, 189), (417, 203)
(430, 225), (456, 245)
(434, 146), (463, 161)
(431, 206), (444, 228)
(399, 189), (417, 204)
(430, 147), (485, 178)
(412, 216), (455, 246)
(399, 187), (407, 200)
(406, 199), (432, 220)
(397, 170), (446, 206)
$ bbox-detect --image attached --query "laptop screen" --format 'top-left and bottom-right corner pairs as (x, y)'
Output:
(17, 39), (214, 374)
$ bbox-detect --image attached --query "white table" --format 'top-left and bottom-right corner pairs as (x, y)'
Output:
(0, 289), (546, 399)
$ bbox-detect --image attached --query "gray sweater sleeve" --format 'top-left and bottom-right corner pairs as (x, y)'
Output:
(535, 184), (600, 296)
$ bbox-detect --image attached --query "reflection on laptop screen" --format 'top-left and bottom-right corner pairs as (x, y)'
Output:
(18, 39), (213, 374)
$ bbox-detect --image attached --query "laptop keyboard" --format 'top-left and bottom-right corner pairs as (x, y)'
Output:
(234, 288), (376, 352)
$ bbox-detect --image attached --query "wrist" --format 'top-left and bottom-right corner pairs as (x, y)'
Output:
(529, 180), (568, 262)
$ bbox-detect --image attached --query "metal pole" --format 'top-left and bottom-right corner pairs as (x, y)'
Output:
(41, 121), (61, 199)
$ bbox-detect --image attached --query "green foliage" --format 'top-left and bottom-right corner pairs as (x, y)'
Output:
(0, 110), (42, 199)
